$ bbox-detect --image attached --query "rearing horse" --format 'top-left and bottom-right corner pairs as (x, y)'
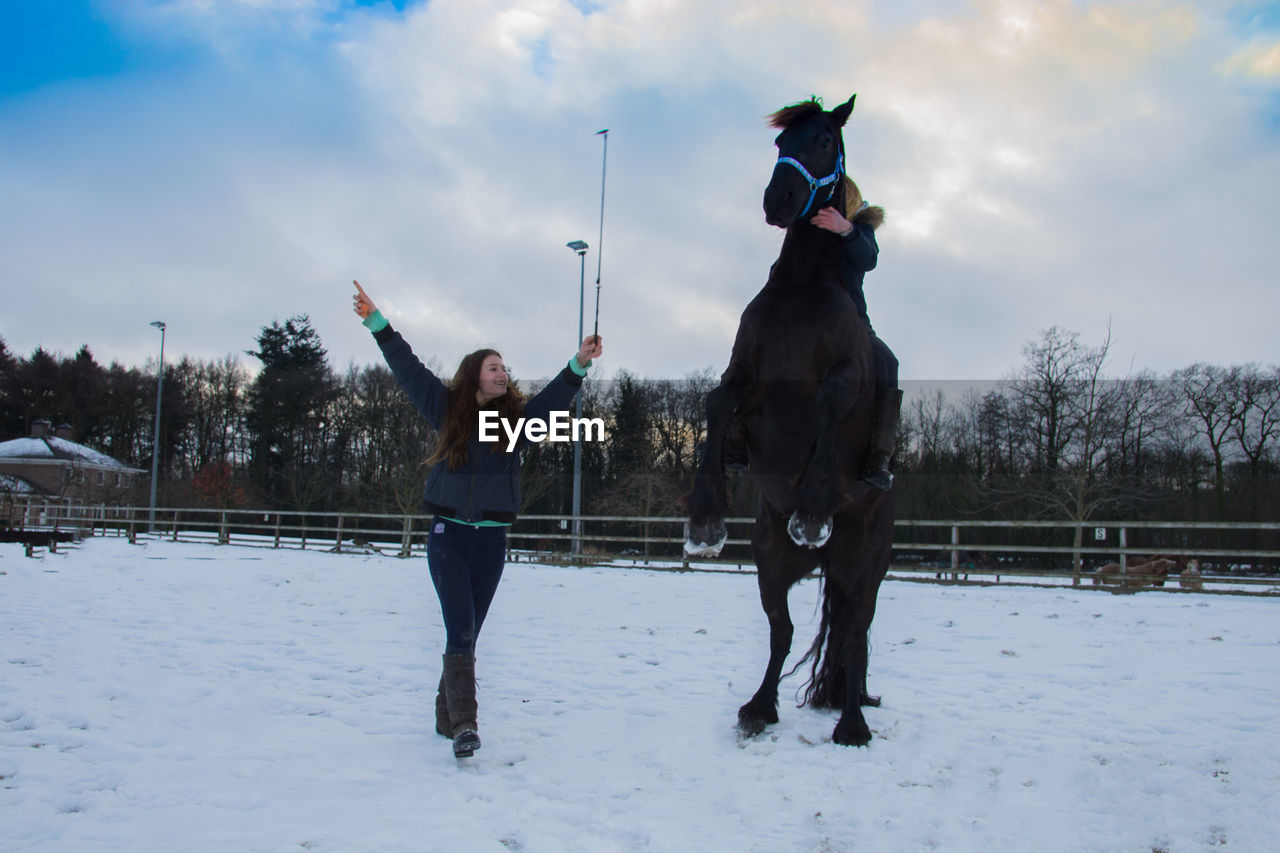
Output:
(684, 95), (895, 747)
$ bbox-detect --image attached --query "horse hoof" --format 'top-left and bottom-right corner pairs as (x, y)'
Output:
(737, 717), (767, 739)
(737, 696), (773, 732)
(787, 513), (832, 549)
(832, 717), (872, 747)
(684, 520), (727, 557)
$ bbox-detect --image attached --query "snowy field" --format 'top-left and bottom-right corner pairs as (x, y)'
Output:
(3, 539), (1279, 852)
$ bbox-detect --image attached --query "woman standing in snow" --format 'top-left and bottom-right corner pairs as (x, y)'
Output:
(353, 280), (603, 758)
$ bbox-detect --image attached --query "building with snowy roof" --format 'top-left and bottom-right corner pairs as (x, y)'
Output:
(0, 419), (145, 505)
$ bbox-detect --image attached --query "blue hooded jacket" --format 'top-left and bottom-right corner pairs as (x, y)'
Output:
(837, 201), (884, 334)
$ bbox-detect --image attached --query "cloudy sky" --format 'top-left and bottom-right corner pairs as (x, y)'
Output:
(2, 0), (1277, 383)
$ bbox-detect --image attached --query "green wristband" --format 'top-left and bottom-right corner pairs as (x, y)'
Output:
(569, 356), (590, 377)
(362, 309), (389, 333)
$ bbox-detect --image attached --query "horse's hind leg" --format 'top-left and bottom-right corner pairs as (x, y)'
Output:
(860, 661), (881, 708)
(832, 533), (892, 744)
(737, 570), (794, 737)
(832, 617), (874, 746)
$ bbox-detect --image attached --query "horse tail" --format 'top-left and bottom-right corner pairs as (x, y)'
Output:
(792, 572), (852, 709)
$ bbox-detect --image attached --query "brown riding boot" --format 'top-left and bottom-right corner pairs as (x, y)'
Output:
(862, 388), (902, 491)
(434, 673), (451, 738)
(442, 653), (481, 757)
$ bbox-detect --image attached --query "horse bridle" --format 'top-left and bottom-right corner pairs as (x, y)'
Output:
(776, 147), (845, 220)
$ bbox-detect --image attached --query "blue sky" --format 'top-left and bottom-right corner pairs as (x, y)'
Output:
(1, 3), (131, 96)
(3, 0), (1278, 382)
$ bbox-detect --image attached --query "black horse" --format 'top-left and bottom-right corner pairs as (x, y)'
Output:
(684, 95), (896, 747)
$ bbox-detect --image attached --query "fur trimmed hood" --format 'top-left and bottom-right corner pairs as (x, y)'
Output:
(852, 202), (885, 232)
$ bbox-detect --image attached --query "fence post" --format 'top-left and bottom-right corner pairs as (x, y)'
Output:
(274, 514), (281, 548)
(171, 510), (179, 542)
(1072, 525), (1083, 586)
(950, 525), (960, 580)
(335, 515), (344, 553)
(399, 516), (412, 558)
(1119, 527), (1128, 582)
(219, 511), (229, 546)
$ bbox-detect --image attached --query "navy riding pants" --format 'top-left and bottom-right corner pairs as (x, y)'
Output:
(425, 516), (508, 654)
(871, 333), (898, 391)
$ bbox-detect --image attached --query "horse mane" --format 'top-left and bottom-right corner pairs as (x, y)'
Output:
(767, 98), (825, 129)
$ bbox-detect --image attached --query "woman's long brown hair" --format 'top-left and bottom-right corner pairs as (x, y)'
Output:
(426, 348), (527, 470)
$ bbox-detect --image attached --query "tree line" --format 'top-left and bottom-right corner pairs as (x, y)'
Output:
(894, 327), (1278, 526)
(2, 321), (1276, 525)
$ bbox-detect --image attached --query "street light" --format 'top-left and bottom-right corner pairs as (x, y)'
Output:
(565, 240), (589, 555)
(149, 321), (166, 532)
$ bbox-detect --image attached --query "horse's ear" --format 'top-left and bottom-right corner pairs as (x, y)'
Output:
(831, 94), (857, 127)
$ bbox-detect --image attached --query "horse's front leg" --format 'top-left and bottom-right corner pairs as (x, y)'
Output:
(789, 359), (859, 548)
(738, 572), (794, 737)
(684, 380), (739, 556)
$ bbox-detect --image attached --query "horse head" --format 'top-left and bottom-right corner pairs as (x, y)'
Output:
(763, 95), (856, 229)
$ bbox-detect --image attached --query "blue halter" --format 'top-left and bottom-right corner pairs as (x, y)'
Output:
(776, 149), (844, 220)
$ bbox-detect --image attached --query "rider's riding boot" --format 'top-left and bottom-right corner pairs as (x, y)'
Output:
(862, 388), (902, 491)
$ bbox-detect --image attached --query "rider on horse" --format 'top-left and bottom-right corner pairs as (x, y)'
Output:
(809, 176), (901, 491)
(724, 164), (903, 491)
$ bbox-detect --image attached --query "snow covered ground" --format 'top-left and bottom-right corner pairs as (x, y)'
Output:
(3, 538), (1278, 852)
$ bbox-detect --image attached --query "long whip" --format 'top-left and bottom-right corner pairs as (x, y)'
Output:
(593, 128), (608, 340)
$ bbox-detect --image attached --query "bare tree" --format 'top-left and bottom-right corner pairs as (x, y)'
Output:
(1227, 364), (1280, 517)
(1104, 369), (1176, 516)
(907, 388), (948, 469)
(1008, 326), (1089, 478)
(339, 362), (439, 514)
(1173, 363), (1243, 519)
(998, 327), (1146, 570)
(953, 387), (1018, 486)
(1229, 365), (1280, 472)
(176, 355), (250, 476)
(649, 369), (717, 475)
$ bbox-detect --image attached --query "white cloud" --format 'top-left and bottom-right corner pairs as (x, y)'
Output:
(1224, 36), (1280, 78)
(2, 0), (1278, 384)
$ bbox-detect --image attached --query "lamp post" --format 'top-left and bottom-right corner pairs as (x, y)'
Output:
(565, 240), (589, 555)
(149, 321), (166, 532)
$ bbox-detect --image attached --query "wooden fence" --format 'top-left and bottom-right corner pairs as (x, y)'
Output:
(5, 499), (1279, 595)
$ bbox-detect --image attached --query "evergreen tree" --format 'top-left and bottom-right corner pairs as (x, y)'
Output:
(0, 337), (22, 439)
(245, 315), (338, 509)
(608, 371), (655, 482)
(97, 362), (153, 467)
(59, 345), (106, 444)
(14, 346), (59, 428)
